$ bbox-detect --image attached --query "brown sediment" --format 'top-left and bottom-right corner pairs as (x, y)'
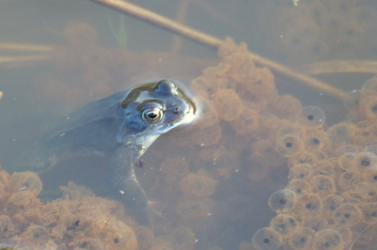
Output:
(89, 0), (347, 100)
(301, 60), (377, 75)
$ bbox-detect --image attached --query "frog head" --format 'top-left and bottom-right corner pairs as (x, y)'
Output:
(117, 80), (196, 150)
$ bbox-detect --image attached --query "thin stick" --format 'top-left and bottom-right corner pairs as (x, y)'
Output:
(0, 55), (51, 63)
(250, 53), (347, 99)
(171, 0), (190, 54)
(349, 223), (374, 250)
(90, 0), (347, 100)
(301, 60), (377, 75)
(91, 0), (222, 48)
(0, 43), (53, 52)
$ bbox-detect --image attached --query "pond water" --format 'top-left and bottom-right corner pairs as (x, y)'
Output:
(0, 0), (377, 249)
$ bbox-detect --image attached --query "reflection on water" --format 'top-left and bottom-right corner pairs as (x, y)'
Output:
(0, 0), (377, 249)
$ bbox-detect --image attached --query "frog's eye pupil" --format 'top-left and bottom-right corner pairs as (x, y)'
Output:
(143, 108), (162, 123)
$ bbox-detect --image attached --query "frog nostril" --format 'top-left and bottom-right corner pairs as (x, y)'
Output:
(173, 107), (180, 114)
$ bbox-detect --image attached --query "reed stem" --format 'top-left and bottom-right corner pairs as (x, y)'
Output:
(90, 0), (347, 100)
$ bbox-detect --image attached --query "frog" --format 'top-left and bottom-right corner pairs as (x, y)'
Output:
(13, 79), (196, 225)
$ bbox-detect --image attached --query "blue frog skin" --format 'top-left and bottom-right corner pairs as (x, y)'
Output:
(13, 80), (196, 226)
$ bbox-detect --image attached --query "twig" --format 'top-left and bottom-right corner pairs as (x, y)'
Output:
(0, 55), (51, 63)
(0, 43), (53, 52)
(90, 0), (347, 100)
(171, 0), (190, 54)
(301, 60), (377, 75)
(91, 0), (222, 48)
(349, 223), (374, 250)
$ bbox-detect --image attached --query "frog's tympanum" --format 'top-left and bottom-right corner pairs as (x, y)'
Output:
(14, 80), (196, 225)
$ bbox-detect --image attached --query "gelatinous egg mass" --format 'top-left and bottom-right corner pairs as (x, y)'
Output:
(333, 203), (361, 227)
(312, 229), (344, 250)
(361, 77), (377, 94)
(343, 90), (360, 111)
(289, 227), (315, 250)
(268, 189), (296, 213)
(252, 227), (282, 250)
(269, 214), (298, 237)
(295, 106), (326, 129)
(275, 134), (304, 158)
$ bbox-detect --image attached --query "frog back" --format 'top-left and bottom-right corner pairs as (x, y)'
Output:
(14, 90), (131, 173)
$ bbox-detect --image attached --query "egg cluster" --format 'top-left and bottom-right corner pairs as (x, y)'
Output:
(0, 169), (137, 250)
(179, 37), (303, 180)
(134, 38), (310, 249)
(252, 76), (377, 250)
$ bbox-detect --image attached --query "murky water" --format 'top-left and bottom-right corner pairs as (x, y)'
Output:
(0, 0), (377, 249)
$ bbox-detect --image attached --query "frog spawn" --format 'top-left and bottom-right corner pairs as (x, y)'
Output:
(252, 76), (377, 250)
(9, 30), (377, 249)
(139, 69), (377, 250)
(0, 170), (138, 249)
(159, 44), (377, 249)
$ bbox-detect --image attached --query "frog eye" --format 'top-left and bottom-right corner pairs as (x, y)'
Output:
(142, 107), (163, 123)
